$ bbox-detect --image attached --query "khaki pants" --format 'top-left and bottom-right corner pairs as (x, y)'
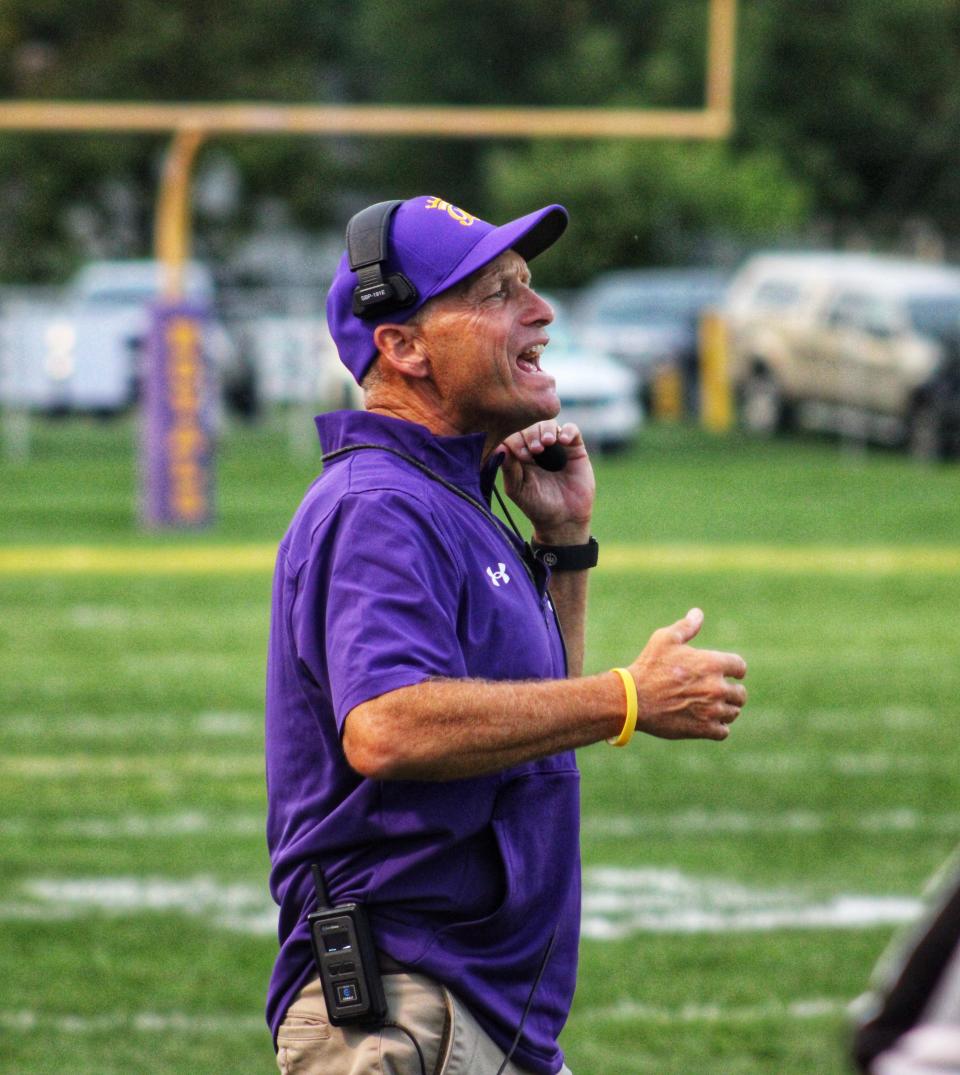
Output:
(276, 974), (573, 1075)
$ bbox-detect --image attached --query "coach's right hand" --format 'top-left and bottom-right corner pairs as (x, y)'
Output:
(630, 608), (747, 741)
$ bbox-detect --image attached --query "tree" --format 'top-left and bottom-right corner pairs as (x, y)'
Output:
(486, 139), (808, 284)
(736, 0), (960, 237)
(0, 0), (354, 278)
(5, 0), (960, 282)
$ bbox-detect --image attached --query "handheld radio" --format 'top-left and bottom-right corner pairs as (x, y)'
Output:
(307, 864), (387, 1027)
(533, 442), (567, 471)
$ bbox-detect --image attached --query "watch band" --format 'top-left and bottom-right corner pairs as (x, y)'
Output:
(530, 536), (599, 571)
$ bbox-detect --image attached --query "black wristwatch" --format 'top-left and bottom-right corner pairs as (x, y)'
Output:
(530, 536), (599, 571)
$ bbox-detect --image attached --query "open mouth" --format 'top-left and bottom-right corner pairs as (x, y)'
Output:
(516, 343), (545, 374)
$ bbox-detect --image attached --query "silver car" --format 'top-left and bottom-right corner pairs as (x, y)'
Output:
(574, 269), (728, 387)
(542, 295), (643, 453)
(724, 253), (960, 459)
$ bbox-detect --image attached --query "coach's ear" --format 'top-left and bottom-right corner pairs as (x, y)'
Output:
(373, 323), (430, 380)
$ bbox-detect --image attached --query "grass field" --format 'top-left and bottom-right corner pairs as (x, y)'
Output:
(2, 414), (960, 1074)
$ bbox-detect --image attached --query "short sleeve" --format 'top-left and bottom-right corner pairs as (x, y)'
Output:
(291, 489), (466, 729)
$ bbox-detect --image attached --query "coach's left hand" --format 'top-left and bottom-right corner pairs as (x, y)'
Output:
(499, 420), (596, 544)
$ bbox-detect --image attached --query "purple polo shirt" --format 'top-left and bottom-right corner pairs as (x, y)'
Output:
(265, 410), (581, 1074)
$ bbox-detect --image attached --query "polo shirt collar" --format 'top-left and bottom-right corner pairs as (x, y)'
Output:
(315, 410), (501, 501)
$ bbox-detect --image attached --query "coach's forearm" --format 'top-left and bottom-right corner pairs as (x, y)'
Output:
(343, 673), (625, 781)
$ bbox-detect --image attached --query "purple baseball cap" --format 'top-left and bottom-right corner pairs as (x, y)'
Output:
(326, 195), (568, 383)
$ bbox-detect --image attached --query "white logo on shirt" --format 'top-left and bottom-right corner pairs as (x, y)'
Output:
(486, 563), (510, 587)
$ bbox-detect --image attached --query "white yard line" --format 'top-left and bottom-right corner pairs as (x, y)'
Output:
(3, 749), (950, 781)
(2, 710), (260, 739)
(676, 751), (958, 776)
(0, 998), (851, 1035)
(0, 806), (951, 843)
(0, 1009), (265, 1034)
(0, 754), (262, 778)
(0, 869), (923, 941)
(7, 876), (278, 936)
(4, 706), (930, 740)
(580, 993), (851, 1027)
(582, 808), (960, 838)
(582, 996), (851, 1024)
(581, 867), (922, 939)
(0, 811), (263, 840)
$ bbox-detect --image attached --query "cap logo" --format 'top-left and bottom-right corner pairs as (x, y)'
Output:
(424, 196), (476, 227)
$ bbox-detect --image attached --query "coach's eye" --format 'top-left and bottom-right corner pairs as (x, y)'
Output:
(489, 277), (513, 297)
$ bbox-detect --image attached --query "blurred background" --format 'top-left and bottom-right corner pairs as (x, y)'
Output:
(3, 3), (960, 1074)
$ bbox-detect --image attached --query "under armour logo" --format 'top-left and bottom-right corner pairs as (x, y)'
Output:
(486, 563), (510, 587)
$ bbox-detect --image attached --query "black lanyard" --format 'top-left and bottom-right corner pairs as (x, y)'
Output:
(319, 442), (546, 591)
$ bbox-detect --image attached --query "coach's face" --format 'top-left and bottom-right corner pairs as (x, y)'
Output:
(416, 250), (560, 442)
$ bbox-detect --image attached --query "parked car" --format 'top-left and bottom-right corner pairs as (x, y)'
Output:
(0, 259), (250, 416)
(573, 269), (728, 398)
(240, 314), (361, 410)
(723, 252), (960, 458)
(542, 295), (642, 453)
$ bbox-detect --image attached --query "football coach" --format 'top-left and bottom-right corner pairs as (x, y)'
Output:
(264, 195), (748, 1075)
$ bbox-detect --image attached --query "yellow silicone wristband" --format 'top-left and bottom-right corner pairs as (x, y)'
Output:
(607, 668), (638, 747)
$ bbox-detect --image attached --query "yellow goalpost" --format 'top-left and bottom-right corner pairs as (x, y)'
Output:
(0, 0), (738, 521)
(0, 0), (736, 292)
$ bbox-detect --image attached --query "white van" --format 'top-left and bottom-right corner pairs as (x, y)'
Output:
(1, 260), (242, 415)
(723, 252), (960, 458)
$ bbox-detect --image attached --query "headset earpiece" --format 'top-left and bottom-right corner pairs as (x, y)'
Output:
(346, 200), (419, 320)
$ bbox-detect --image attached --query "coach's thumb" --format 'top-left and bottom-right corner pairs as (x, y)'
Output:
(672, 607), (704, 645)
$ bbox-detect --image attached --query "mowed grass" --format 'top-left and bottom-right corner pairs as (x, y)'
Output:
(1, 414), (960, 1074)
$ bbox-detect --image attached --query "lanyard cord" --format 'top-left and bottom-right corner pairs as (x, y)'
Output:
(320, 442), (538, 585)
(490, 481), (525, 544)
(322, 443), (565, 1068)
(494, 925), (560, 1075)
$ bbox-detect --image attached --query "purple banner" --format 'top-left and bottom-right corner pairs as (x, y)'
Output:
(140, 301), (215, 528)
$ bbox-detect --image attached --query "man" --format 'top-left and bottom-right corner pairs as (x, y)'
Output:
(265, 195), (747, 1075)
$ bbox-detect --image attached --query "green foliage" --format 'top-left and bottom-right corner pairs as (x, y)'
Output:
(3, 0), (960, 278)
(0, 0), (353, 278)
(737, 0), (960, 227)
(487, 139), (809, 281)
(350, 0), (694, 108)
